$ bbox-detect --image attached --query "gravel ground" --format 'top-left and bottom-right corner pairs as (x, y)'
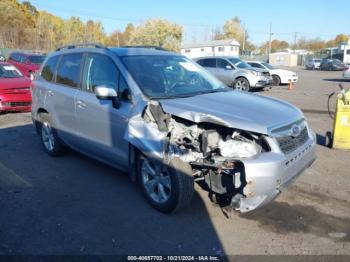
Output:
(0, 68), (349, 259)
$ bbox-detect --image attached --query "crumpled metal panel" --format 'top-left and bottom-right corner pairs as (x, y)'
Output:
(124, 98), (167, 161)
(159, 91), (304, 135)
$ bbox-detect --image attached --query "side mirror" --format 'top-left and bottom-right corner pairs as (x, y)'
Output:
(225, 65), (233, 70)
(94, 85), (120, 109)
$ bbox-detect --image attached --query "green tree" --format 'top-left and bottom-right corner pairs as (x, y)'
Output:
(128, 19), (182, 51)
(108, 23), (134, 47)
(334, 34), (349, 45)
(0, 0), (36, 48)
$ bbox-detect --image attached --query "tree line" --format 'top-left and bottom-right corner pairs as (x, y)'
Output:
(0, 0), (182, 51)
(0, 0), (348, 53)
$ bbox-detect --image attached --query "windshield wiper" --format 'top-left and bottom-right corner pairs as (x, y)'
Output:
(150, 88), (230, 100)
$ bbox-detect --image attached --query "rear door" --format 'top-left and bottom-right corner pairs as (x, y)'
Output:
(45, 53), (83, 145)
(197, 58), (220, 78)
(74, 52), (131, 168)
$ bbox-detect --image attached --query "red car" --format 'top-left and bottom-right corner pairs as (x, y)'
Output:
(7, 52), (45, 79)
(0, 62), (32, 113)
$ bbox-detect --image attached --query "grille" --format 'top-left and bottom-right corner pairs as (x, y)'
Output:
(2, 101), (31, 107)
(276, 127), (309, 154)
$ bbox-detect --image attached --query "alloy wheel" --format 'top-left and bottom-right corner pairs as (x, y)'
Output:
(141, 159), (172, 204)
(41, 122), (55, 152)
(235, 79), (248, 91)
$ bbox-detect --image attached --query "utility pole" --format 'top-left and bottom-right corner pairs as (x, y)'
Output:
(268, 22), (273, 60)
(294, 32), (298, 51)
(242, 29), (246, 54)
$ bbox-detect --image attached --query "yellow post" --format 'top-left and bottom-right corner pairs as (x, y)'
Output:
(332, 88), (350, 150)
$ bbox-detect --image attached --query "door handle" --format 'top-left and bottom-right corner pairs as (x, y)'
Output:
(76, 100), (87, 108)
(47, 90), (54, 96)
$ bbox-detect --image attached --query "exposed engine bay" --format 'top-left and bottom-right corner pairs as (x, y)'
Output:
(142, 101), (271, 204)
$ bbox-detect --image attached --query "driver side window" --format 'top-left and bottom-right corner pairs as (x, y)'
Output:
(82, 53), (131, 101)
(83, 53), (118, 93)
(217, 59), (231, 69)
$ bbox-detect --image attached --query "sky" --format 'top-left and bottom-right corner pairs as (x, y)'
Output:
(27, 0), (350, 45)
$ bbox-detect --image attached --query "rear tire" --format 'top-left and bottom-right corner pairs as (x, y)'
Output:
(39, 113), (65, 156)
(233, 77), (250, 91)
(272, 75), (281, 86)
(138, 155), (194, 213)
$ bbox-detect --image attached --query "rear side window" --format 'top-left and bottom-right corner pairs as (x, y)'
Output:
(28, 55), (45, 64)
(198, 58), (216, 68)
(56, 53), (83, 88)
(41, 55), (59, 82)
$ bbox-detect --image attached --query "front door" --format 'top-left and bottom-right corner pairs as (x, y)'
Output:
(74, 53), (131, 168)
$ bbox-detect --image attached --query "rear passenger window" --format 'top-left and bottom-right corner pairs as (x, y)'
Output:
(56, 53), (82, 88)
(41, 55), (59, 82)
(198, 59), (216, 68)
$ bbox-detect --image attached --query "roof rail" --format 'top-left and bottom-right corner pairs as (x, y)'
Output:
(56, 43), (108, 52)
(120, 45), (168, 51)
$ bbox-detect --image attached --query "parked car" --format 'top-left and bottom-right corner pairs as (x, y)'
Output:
(320, 58), (348, 71)
(7, 52), (45, 79)
(32, 44), (316, 214)
(305, 58), (321, 70)
(194, 56), (272, 91)
(247, 61), (298, 86)
(0, 62), (32, 113)
(343, 67), (350, 79)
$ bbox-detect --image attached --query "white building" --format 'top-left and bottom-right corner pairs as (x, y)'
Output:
(181, 39), (240, 58)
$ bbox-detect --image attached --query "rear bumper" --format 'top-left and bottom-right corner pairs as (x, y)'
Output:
(237, 130), (316, 212)
(0, 93), (32, 112)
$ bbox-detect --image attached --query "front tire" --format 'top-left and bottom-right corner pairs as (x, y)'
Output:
(39, 113), (65, 156)
(138, 155), (194, 213)
(233, 77), (250, 91)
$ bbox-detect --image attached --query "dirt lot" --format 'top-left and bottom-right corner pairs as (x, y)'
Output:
(0, 68), (349, 258)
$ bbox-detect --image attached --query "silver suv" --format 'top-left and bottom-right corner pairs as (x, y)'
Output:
(194, 56), (272, 91)
(32, 43), (316, 213)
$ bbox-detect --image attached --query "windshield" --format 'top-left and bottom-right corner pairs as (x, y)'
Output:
(121, 55), (228, 99)
(0, 64), (23, 78)
(333, 59), (342, 64)
(28, 55), (45, 64)
(262, 62), (276, 69)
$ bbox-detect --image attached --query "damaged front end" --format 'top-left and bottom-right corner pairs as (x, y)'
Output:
(126, 100), (280, 213)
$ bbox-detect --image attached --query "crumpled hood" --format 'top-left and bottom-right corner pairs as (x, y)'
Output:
(160, 91), (303, 135)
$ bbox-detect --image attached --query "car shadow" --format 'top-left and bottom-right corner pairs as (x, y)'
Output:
(323, 78), (350, 83)
(0, 124), (227, 257)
